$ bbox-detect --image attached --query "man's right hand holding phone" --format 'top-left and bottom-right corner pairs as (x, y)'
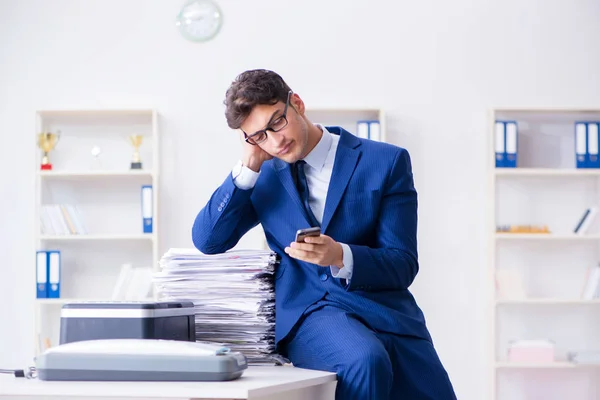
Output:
(285, 228), (344, 268)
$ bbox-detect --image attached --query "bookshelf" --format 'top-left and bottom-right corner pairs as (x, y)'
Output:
(489, 108), (600, 400)
(245, 107), (386, 250)
(33, 109), (159, 356)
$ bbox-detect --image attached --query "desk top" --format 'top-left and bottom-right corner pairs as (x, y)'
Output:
(0, 366), (336, 399)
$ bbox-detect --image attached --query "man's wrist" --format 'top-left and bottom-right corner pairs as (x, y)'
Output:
(333, 242), (344, 268)
(241, 155), (263, 172)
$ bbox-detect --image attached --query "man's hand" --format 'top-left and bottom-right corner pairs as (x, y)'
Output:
(241, 132), (273, 172)
(285, 234), (344, 267)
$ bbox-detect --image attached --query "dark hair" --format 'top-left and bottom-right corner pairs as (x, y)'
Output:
(224, 69), (292, 129)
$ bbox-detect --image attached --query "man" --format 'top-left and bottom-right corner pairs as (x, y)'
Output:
(192, 69), (456, 400)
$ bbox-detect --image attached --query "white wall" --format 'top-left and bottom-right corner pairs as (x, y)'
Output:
(1, 0), (599, 398)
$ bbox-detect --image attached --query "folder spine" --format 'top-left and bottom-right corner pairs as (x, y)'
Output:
(495, 121), (505, 168)
(142, 185), (153, 234)
(36, 250), (48, 298)
(575, 122), (588, 169)
(587, 122), (599, 168)
(47, 250), (61, 298)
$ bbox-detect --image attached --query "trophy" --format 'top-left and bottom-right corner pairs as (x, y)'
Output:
(37, 131), (60, 170)
(128, 135), (143, 169)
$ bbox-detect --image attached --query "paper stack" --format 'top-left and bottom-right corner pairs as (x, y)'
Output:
(153, 248), (280, 365)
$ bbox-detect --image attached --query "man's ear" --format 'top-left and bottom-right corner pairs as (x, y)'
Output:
(291, 93), (305, 115)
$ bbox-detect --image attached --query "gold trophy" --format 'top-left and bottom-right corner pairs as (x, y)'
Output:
(37, 131), (60, 170)
(128, 135), (143, 169)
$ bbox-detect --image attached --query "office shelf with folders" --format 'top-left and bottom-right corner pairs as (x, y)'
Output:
(493, 108), (600, 171)
(489, 108), (600, 400)
(33, 109), (160, 356)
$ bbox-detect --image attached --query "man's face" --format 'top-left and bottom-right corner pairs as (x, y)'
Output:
(240, 93), (308, 164)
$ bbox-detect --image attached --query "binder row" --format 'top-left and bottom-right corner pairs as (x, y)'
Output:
(495, 120), (600, 169)
(495, 120), (518, 168)
(36, 250), (61, 298)
(357, 120), (381, 141)
(575, 121), (600, 168)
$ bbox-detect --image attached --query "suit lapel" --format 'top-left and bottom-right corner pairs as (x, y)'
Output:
(321, 129), (361, 232)
(273, 159), (313, 227)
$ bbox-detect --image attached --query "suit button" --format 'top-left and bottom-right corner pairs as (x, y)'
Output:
(218, 207), (222, 212)
(225, 193), (230, 199)
(320, 273), (328, 281)
(220, 202), (225, 207)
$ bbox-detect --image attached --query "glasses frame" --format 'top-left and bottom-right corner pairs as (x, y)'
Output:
(243, 90), (293, 146)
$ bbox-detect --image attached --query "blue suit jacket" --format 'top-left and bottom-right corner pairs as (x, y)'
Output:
(192, 126), (432, 346)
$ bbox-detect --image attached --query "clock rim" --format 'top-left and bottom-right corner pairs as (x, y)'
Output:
(176, 0), (223, 42)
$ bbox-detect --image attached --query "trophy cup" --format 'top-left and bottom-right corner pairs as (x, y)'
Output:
(37, 131), (60, 170)
(128, 135), (143, 169)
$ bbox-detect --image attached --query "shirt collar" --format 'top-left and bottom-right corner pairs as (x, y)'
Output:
(302, 124), (332, 173)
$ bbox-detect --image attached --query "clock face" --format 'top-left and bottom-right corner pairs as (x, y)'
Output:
(176, 0), (223, 42)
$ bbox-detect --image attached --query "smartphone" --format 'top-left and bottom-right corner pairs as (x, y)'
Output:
(295, 227), (321, 243)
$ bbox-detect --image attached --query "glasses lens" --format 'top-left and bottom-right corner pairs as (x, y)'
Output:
(270, 116), (288, 132)
(248, 131), (267, 145)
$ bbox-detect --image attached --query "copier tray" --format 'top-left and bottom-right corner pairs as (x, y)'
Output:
(36, 339), (247, 381)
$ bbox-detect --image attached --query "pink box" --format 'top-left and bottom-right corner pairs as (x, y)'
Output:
(507, 341), (555, 363)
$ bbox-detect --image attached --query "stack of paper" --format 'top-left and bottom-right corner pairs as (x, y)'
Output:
(153, 248), (280, 365)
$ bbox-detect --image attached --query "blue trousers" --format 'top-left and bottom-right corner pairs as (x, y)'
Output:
(281, 305), (457, 400)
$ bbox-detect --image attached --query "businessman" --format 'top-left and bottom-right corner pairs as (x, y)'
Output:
(192, 69), (456, 400)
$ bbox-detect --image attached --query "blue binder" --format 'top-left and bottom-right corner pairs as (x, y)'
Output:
(504, 121), (518, 168)
(368, 120), (381, 141)
(495, 120), (518, 168)
(36, 250), (48, 298)
(495, 121), (505, 167)
(575, 122), (588, 168)
(47, 250), (61, 298)
(141, 185), (153, 234)
(587, 122), (599, 168)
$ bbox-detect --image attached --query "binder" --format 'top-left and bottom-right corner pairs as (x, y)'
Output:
(495, 121), (505, 168)
(368, 121), (381, 141)
(504, 121), (518, 168)
(36, 251), (48, 298)
(575, 122), (588, 168)
(588, 122), (599, 168)
(356, 121), (369, 139)
(142, 185), (153, 234)
(47, 250), (61, 298)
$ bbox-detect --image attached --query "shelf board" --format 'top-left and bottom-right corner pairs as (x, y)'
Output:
(38, 170), (153, 179)
(496, 362), (580, 369)
(495, 168), (600, 176)
(496, 298), (600, 305)
(495, 233), (600, 240)
(37, 109), (155, 117)
(39, 234), (154, 241)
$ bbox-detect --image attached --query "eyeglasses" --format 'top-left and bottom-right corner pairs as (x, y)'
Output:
(244, 91), (292, 145)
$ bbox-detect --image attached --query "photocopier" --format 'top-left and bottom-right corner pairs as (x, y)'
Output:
(34, 300), (247, 381)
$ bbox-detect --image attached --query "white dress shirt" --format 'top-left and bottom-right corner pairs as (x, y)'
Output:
(231, 125), (354, 281)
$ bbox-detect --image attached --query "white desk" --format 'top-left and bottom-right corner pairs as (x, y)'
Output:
(0, 366), (337, 400)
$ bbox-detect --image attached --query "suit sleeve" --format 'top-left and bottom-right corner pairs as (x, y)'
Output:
(346, 148), (419, 292)
(191, 172), (259, 254)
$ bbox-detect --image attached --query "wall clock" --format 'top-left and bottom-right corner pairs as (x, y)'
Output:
(175, 0), (223, 42)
